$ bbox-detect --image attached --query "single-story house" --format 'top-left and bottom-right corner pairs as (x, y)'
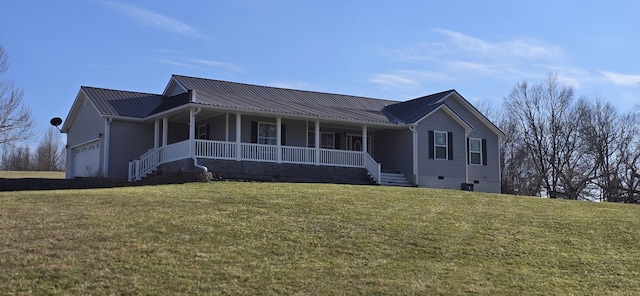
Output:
(61, 74), (504, 192)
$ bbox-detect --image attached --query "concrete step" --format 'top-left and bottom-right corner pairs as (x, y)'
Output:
(377, 172), (412, 187)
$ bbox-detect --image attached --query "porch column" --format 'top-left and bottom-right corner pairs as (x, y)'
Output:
(154, 119), (160, 149)
(362, 125), (368, 153)
(236, 113), (241, 161)
(315, 120), (320, 165)
(189, 109), (195, 158)
(162, 117), (168, 147)
(277, 117), (282, 163)
(225, 113), (229, 142)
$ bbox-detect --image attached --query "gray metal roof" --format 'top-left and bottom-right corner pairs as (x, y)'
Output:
(173, 75), (403, 124)
(382, 89), (455, 124)
(81, 87), (165, 118)
(79, 75), (475, 127)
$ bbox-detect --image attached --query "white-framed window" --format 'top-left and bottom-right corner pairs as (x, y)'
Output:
(258, 122), (277, 145)
(469, 138), (482, 165)
(308, 132), (335, 149)
(198, 124), (208, 140)
(434, 131), (448, 160)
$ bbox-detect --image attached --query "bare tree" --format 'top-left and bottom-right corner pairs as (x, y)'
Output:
(34, 127), (65, 171)
(503, 73), (597, 199)
(0, 45), (34, 148)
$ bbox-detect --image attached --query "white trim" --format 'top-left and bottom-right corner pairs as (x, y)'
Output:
(69, 137), (102, 149)
(236, 113), (241, 161)
(346, 133), (373, 154)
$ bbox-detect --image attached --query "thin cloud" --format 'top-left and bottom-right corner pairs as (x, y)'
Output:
(601, 71), (640, 86)
(188, 58), (243, 73)
(270, 81), (312, 90)
(432, 29), (563, 61)
(156, 59), (200, 69)
(104, 1), (200, 37)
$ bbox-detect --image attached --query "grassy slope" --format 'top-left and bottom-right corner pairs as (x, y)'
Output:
(0, 171), (65, 179)
(1, 182), (639, 295)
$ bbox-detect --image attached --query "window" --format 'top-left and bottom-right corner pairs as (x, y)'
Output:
(434, 131), (448, 159)
(197, 124), (208, 140)
(308, 132), (335, 148)
(258, 122), (277, 145)
(469, 138), (482, 165)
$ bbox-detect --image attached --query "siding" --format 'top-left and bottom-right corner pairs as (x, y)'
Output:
(66, 96), (104, 147)
(416, 109), (466, 187)
(443, 97), (500, 192)
(108, 120), (154, 179)
(373, 128), (414, 183)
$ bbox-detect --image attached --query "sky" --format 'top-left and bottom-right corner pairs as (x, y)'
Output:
(1, 0), (639, 145)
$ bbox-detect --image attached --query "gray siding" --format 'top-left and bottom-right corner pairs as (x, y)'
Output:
(416, 109), (466, 189)
(108, 120), (154, 179)
(66, 97), (104, 147)
(444, 97), (501, 193)
(65, 97), (105, 179)
(373, 128), (414, 184)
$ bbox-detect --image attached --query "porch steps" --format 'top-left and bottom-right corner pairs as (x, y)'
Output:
(378, 172), (412, 187)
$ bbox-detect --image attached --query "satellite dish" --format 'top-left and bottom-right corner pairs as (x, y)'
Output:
(50, 117), (63, 126)
(50, 117), (63, 131)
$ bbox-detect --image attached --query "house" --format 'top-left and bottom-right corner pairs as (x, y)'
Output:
(61, 75), (504, 193)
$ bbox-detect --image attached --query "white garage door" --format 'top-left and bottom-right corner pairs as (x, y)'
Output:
(73, 141), (100, 177)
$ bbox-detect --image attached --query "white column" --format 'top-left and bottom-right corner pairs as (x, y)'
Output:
(189, 109), (195, 157)
(154, 120), (160, 149)
(162, 117), (168, 147)
(362, 125), (368, 153)
(315, 120), (320, 165)
(236, 113), (242, 160)
(225, 113), (229, 142)
(276, 117), (282, 163)
(103, 118), (111, 177)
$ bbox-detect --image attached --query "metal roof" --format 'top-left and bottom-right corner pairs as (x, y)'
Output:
(382, 90), (455, 124)
(81, 87), (165, 118)
(77, 76), (480, 128)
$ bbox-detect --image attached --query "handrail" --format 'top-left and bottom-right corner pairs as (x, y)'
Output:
(363, 152), (381, 184)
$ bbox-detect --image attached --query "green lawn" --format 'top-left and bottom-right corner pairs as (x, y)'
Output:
(0, 170), (65, 179)
(1, 182), (639, 295)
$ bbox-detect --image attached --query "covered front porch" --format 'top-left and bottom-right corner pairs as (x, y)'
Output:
(128, 107), (393, 183)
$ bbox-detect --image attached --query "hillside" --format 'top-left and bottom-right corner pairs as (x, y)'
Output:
(1, 182), (639, 294)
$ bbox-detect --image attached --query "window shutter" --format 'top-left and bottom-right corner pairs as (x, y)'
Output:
(428, 130), (434, 159)
(334, 133), (341, 149)
(466, 138), (470, 164)
(482, 139), (487, 165)
(250, 121), (257, 143)
(448, 132), (454, 160)
(205, 124), (210, 140)
(281, 124), (286, 145)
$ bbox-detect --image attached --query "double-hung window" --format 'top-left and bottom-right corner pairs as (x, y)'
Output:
(308, 132), (335, 149)
(258, 122), (277, 145)
(469, 138), (482, 165)
(434, 131), (448, 159)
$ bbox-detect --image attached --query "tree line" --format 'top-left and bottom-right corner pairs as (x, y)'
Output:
(495, 74), (640, 202)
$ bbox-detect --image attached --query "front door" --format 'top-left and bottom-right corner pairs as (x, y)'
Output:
(351, 136), (363, 151)
(346, 134), (372, 153)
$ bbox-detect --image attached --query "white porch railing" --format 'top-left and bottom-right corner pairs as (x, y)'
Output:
(364, 152), (381, 184)
(129, 139), (382, 182)
(128, 147), (163, 181)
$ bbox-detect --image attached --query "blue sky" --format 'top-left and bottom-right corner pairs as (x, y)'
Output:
(1, 0), (639, 144)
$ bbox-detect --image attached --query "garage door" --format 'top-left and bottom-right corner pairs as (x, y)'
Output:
(73, 141), (100, 177)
